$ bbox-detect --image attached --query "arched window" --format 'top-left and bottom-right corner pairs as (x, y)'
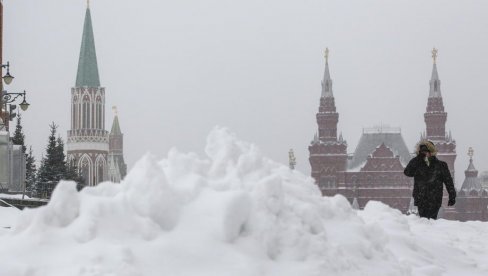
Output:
(79, 155), (92, 186)
(98, 163), (104, 183)
(82, 95), (90, 129)
(95, 155), (106, 184)
(96, 96), (102, 129)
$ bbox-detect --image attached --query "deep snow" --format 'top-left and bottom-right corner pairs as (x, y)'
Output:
(0, 127), (487, 276)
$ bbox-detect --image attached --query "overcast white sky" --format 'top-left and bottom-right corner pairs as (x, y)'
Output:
(3, 0), (488, 186)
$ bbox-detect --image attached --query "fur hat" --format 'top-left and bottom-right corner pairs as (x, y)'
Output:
(415, 140), (437, 156)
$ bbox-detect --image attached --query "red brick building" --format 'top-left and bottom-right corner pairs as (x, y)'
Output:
(309, 49), (488, 221)
(454, 150), (488, 221)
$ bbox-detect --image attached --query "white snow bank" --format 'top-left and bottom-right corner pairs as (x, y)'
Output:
(0, 127), (487, 276)
(0, 206), (20, 232)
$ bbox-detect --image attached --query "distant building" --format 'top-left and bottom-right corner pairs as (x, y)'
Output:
(454, 151), (488, 221)
(309, 49), (487, 221)
(308, 50), (414, 213)
(107, 108), (127, 183)
(67, 5), (126, 186)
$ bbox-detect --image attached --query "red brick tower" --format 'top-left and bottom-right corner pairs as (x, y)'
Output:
(309, 49), (348, 194)
(67, 4), (109, 186)
(423, 48), (456, 178)
(423, 48), (457, 215)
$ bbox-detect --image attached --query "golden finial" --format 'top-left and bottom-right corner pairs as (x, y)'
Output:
(87, 0), (90, 8)
(468, 147), (474, 159)
(432, 47), (438, 64)
(324, 48), (329, 64)
(112, 106), (118, 116)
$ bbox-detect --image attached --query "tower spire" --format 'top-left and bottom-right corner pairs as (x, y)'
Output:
(429, 48), (441, 98)
(321, 48), (333, 98)
(423, 47), (456, 183)
(110, 106), (121, 135)
(76, 5), (100, 87)
(461, 147), (481, 191)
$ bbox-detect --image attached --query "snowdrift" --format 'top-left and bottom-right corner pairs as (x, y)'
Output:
(1, 127), (488, 276)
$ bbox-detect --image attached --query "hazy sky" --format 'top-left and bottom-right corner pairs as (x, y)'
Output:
(3, 0), (488, 186)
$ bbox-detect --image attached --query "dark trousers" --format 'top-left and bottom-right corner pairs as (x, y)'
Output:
(418, 206), (439, 219)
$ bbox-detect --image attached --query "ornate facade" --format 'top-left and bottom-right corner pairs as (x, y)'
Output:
(309, 49), (488, 221)
(67, 6), (112, 186)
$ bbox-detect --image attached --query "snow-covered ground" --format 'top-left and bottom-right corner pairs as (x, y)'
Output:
(0, 127), (487, 276)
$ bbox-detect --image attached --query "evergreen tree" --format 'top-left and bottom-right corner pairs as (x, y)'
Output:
(11, 115), (26, 153)
(25, 146), (37, 197)
(36, 123), (59, 198)
(54, 136), (67, 178)
(36, 123), (84, 198)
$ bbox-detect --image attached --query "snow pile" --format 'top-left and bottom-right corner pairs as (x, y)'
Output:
(0, 206), (20, 233)
(0, 127), (488, 276)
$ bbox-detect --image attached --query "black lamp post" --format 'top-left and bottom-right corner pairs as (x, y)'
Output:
(2, 62), (13, 84)
(0, 61), (15, 130)
(2, 90), (30, 124)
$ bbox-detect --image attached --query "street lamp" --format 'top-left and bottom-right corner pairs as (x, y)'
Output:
(2, 90), (30, 122)
(1, 62), (14, 85)
(19, 98), (29, 111)
(0, 61), (14, 130)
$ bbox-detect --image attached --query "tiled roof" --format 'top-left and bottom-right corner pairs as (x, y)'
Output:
(348, 131), (412, 170)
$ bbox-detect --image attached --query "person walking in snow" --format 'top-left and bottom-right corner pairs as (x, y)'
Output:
(404, 140), (456, 219)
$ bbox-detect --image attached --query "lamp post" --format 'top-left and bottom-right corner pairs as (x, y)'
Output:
(1, 90), (29, 130)
(0, 62), (15, 130)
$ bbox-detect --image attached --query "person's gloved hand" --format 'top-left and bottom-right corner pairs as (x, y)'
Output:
(448, 198), (456, 206)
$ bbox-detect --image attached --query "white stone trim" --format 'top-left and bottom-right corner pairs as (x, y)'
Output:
(67, 142), (109, 152)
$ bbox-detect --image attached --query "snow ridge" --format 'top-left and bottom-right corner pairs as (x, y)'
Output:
(0, 127), (487, 275)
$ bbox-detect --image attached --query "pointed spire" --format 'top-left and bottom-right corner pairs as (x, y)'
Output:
(429, 48), (442, 98)
(462, 147), (481, 191)
(76, 5), (100, 87)
(110, 106), (122, 135)
(467, 147), (477, 172)
(321, 48), (333, 98)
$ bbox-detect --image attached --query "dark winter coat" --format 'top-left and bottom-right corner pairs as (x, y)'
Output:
(404, 155), (456, 209)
